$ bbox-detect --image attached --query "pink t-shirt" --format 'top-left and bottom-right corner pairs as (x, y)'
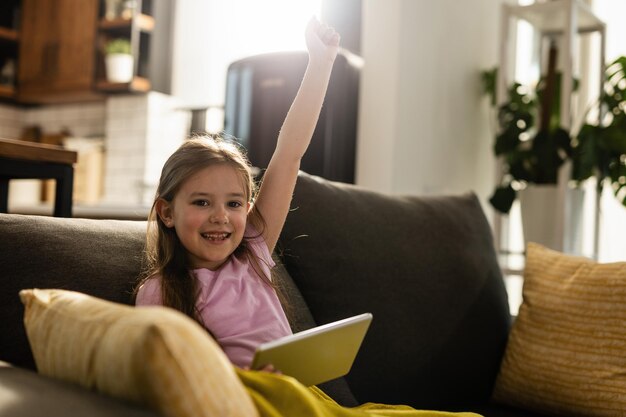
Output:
(135, 226), (292, 367)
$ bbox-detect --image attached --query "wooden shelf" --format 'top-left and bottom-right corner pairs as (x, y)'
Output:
(506, 0), (604, 35)
(0, 27), (18, 43)
(0, 85), (16, 98)
(96, 8), (155, 95)
(96, 76), (151, 93)
(99, 14), (155, 32)
(136, 14), (155, 32)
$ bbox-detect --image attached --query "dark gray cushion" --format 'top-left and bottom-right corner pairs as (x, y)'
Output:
(461, 403), (554, 417)
(272, 256), (316, 334)
(279, 172), (512, 409)
(0, 361), (159, 417)
(273, 256), (358, 406)
(0, 214), (146, 370)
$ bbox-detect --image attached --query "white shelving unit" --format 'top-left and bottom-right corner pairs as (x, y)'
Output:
(494, 0), (605, 264)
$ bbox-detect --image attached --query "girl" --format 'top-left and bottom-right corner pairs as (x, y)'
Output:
(135, 19), (482, 417)
(134, 17), (340, 370)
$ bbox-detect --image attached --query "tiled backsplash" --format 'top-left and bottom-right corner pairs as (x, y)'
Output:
(1, 93), (191, 211)
(104, 93), (190, 206)
(0, 102), (107, 140)
(23, 102), (107, 138)
(0, 104), (25, 139)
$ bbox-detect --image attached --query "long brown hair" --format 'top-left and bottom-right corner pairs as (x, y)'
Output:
(133, 135), (279, 327)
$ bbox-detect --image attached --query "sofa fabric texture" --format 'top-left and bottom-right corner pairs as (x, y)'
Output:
(0, 216), (146, 370)
(279, 173), (512, 409)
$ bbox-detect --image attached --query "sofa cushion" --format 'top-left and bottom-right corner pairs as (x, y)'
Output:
(279, 172), (511, 409)
(492, 243), (626, 417)
(20, 288), (258, 417)
(0, 361), (160, 417)
(0, 214), (146, 370)
(463, 402), (554, 417)
(273, 256), (358, 406)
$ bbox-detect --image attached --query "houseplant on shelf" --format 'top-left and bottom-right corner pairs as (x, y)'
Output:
(104, 38), (133, 83)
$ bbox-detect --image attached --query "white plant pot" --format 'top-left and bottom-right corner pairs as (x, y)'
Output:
(519, 185), (561, 251)
(519, 184), (585, 253)
(105, 54), (133, 83)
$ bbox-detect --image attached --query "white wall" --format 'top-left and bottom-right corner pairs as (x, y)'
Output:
(170, 0), (213, 108)
(170, 0), (320, 110)
(357, 0), (505, 211)
(591, 0), (626, 262)
(354, 0), (402, 192)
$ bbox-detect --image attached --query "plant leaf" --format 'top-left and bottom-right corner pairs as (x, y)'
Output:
(489, 184), (517, 214)
(481, 68), (497, 107)
(602, 116), (626, 153)
(572, 124), (600, 182)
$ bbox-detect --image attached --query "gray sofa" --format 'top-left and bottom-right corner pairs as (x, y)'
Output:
(0, 171), (540, 416)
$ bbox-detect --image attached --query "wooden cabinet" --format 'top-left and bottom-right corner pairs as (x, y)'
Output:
(18, 0), (103, 103)
(1, 0), (163, 104)
(0, 1), (20, 100)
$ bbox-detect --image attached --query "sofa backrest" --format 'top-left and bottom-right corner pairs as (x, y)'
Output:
(278, 172), (512, 409)
(0, 215), (147, 369)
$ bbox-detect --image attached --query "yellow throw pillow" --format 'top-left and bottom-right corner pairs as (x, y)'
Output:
(20, 289), (258, 417)
(492, 243), (626, 417)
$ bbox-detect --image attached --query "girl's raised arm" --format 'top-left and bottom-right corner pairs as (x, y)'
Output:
(253, 18), (340, 253)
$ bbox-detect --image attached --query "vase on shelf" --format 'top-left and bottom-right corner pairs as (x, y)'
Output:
(105, 54), (133, 83)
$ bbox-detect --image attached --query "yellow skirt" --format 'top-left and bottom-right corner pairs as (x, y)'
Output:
(236, 369), (482, 417)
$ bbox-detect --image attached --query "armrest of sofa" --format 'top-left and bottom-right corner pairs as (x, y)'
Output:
(0, 361), (159, 417)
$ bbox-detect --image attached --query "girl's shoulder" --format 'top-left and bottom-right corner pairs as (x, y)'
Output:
(243, 222), (264, 243)
(135, 273), (162, 306)
(243, 223), (274, 267)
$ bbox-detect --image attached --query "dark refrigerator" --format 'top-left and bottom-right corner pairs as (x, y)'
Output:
(223, 50), (362, 184)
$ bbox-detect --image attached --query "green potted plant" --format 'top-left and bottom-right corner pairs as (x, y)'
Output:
(482, 45), (577, 215)
(104, 38), (133, 83)
(572, 56), (626, 206)
(482, 54), (626, 250)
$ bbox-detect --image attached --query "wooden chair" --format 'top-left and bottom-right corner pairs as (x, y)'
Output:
(0, 138), (78, 217)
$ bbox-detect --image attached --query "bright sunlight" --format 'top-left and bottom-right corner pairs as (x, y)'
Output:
(192, 0), (322, 111)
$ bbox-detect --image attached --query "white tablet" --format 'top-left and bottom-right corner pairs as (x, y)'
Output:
(251, 313), (373, 387)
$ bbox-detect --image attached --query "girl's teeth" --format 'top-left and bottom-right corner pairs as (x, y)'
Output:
(203, 233), (228, 240)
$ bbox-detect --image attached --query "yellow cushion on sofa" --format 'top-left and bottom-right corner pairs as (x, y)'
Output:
(492, 243), (626, 417)
(20, 289), (258, 417)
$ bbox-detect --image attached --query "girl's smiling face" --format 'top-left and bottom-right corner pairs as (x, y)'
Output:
(158, 163), (250, 270)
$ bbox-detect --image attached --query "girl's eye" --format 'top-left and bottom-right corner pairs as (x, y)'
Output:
(193, 200), (209, 207)
(228, 201), (243, 208)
